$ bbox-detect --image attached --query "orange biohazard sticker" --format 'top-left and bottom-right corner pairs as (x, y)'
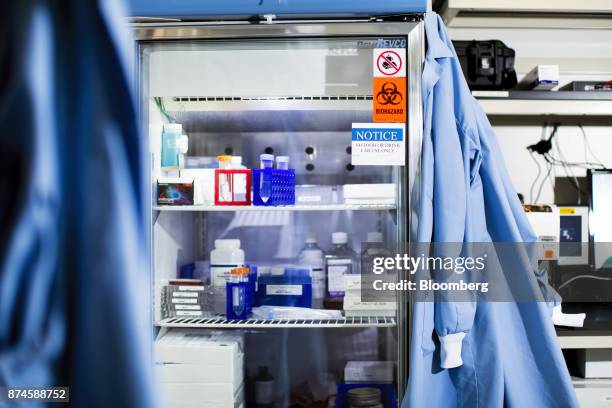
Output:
(373, 77), (406, 123)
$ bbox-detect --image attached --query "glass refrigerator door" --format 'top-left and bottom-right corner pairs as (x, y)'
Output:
(137, 21), (423, 407)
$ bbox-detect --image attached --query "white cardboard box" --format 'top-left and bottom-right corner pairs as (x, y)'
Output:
(162, 382), (244, 407)
(345, 361), (394, 383)
(156, 362), (243, 392)
(155, 330), (243, 365)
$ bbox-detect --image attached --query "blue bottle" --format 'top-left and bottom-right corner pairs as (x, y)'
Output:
(161, 124), (182, 169)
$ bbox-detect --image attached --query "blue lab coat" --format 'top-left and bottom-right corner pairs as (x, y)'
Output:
(0, 1), (154, 407)
(402, 13), (578, 407)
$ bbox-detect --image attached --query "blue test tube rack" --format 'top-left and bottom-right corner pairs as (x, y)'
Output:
(252, 168), (296, 206)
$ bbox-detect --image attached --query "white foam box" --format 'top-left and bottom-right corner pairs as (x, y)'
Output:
(345, 361), (394, 383)
(156, 362), (243, 391)
(577, 349), (612, 379)
(155, 329), (243, 367)
(163, 382), (244, 407)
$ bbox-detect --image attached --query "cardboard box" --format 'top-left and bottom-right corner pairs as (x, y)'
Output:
(157, 178), (194, 205)
(517, 65), (559, 90)
(162, 382), (244, 407)
(155, 330), (243, 367)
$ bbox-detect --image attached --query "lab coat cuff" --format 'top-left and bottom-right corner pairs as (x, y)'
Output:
(552, 305), (586, 328)
(439, 332), (465, 369)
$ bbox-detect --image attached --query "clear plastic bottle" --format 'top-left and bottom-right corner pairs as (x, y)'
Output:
(217, 155), (233, 202)
(324, 232), (358, 309)
(210, 239), (245, 314)
(275, 156), (289, 170)
(298, 237), (325, 309)
(161, 123), (182, 169)
(259, 154), (274, 203)
(361, 232), (391, 274)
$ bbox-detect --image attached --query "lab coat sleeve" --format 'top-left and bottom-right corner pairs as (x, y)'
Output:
(423, 12), (478, 369)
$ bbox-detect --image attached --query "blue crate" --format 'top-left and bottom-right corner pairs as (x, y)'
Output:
(252, 168), (295, 206)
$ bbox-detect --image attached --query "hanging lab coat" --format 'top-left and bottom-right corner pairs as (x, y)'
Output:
(0, 1), (154, 407)
(402, 13), (578, 407)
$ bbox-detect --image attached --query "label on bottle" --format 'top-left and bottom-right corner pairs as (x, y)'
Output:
(327, 259), (352, 295)
(266, 285), (303, 296)
(311, 267), (325, 299)
(210, 265), (240, 287)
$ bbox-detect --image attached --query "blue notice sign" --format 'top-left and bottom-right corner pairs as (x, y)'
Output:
(351, 123), (405, 166)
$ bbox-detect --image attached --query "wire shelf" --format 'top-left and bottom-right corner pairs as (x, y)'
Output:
(157, 316), (397, 329)
(153, 203), (396, 212)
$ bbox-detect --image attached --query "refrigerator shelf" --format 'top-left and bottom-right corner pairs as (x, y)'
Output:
(163, 96), (373, 112)
(153, 203), (397, 212)
(157, 316), (397, 329)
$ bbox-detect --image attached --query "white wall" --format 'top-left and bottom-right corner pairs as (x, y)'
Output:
(447, 26), (612, 203)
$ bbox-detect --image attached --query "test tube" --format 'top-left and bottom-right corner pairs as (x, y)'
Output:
(275, 156), (289, 170)
(260, 154), (274, 169)
(259, 154), (274, 203)
(217, 155), (233, 202)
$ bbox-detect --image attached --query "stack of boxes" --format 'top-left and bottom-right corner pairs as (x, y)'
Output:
(155, 330), (244, 408)
(161, 281), (211, 319)
(343, 275), (396, 317)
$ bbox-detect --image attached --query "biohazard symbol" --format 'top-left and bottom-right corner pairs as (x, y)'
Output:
(376, 81), (403, 105)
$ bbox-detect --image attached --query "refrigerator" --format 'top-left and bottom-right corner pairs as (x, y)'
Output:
(133, 14), (424, 407)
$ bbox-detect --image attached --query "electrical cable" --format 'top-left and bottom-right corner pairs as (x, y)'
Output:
(578, 124), (607, 169)
(154, 97), (176, 123)
(534, 159), (553, 203)
(558, 275), (612, 291)
(553, 136), (582, 204)
(528, 149), (542, 203)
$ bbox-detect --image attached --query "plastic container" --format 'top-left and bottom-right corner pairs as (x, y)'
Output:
(361, 232), (391, 275)
(161, 123), (182, 169)
(256, 267), (312, 308)
(258, 154), (275, 203)
(254, 366), (275, 408)
(226, 267), (251, 320)
(325, 232), (358, 307)
(230, 156), (243, 169)
(299, 237), (325, 309)
(260, 154), (274, 169)
(210, 239), (245, 314)
(275, 156), (289, 170)
(336, 383), (397, 408)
